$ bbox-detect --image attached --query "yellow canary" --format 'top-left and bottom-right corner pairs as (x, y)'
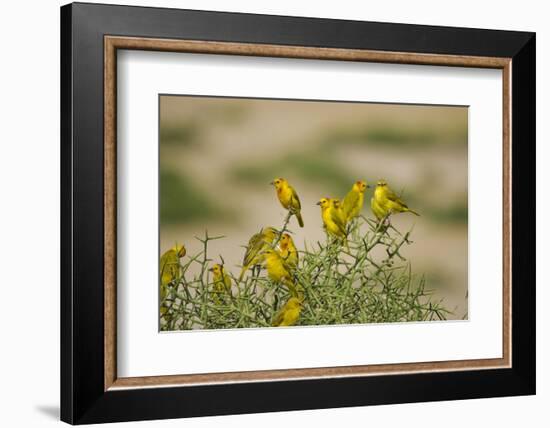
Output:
(272, 297), (302, 327)
(279, 232), (299, 271)
(342, 180), (369, 222)
(239, 226), (279, 280)
(271, 177), (304, 227)
(160, 244), (186, 315)
(371, 195), (386, 220)
(331, 198), (347, 230)
(263, 249), (297, 295)
(332, 198), (350, 250)
(209, 264), (232, 301)
(317, 197), (347, 239)
(371, 179), (420, 220)
(210, 263), (232, 292)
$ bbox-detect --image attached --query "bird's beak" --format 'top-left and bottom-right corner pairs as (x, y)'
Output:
(208, 268), (213, 272)
(316, 201), (321, 205)
(269, 181), (274, 185)
(366, 184), (371, 189)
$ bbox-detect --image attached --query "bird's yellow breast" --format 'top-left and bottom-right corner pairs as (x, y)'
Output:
(265, 253), (290, 280)
(281, 307), (300, 326)
(321, 207), (343, 237)
(370, 197), (386, 220)
(374, 186), (386, 201)
(277, 185), (293, 208)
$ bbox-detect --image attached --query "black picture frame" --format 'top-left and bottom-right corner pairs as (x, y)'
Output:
(61, 2), (535, 424)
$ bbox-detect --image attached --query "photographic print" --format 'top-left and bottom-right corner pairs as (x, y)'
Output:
(159, 95), (468, 331)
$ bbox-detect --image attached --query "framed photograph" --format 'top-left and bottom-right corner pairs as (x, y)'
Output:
(61, 2), (535, 424)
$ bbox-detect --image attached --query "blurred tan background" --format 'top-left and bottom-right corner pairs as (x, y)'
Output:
(159, 95), (468, 319)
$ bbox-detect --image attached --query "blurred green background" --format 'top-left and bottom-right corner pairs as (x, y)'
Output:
(160, 95), (468, 319)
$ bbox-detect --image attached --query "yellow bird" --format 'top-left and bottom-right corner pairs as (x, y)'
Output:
(272, 297), (302, 327)
(271, 177), (304, 228)
(331, 198), (347, 230)
(239, 226), (279, 281)
(263, 249), (298, 295)
(331, 198), (350, 250)
(210, 264), (232, 292)
(317, 198), (347, 240)
(209, 264), (232, 301)
(371, 179), (420, 220)
(279, 232), (299, 271)
(159, 244), (186, 315)
(342, 180), (370, 222)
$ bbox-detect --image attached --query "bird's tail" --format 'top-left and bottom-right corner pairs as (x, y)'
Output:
(407, 208), (420, 216)
(238, 266), (248, 282)
(284, 278), (303, 298)
(295, 211), (304, 228)
(344, 237), (350, 253)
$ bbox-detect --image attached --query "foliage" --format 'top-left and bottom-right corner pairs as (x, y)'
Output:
(160, 213), (451, 331)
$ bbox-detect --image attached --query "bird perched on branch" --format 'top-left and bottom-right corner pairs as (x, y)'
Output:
(209, 263), (232, 302)
(262, 249), (298, 296)
(239, 226), (279, 281)
(371, 179), (420, 220)
(317, 198), (348, 248)
(160, 244), (186, 315)
(279, 233), (299, 271)
(343, 180), (370, 222)
(272, 297), (303, 327)
(271, 177), (304, 227)
(330, 198), (347, 229)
